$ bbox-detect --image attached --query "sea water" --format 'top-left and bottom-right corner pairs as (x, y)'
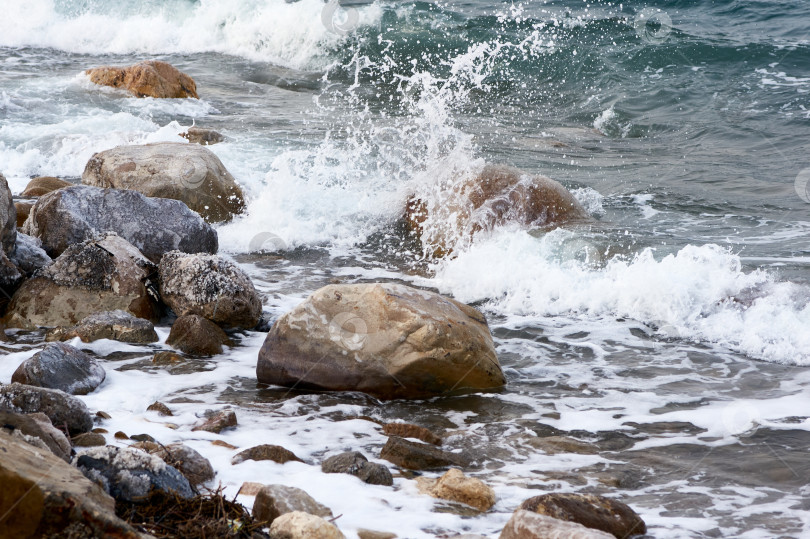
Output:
(2, 1), (810, 537)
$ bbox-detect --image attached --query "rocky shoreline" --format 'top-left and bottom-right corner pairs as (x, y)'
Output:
(0, 61), (647, 539)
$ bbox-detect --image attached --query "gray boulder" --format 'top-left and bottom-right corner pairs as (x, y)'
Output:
(46, 310), (159, 344)
(3, 234), (160, 329)
(0, 382), (93, 435)
(12, 343), (105, 395)
(22, 185), (217, 263)
(75, 445), (194, 502)
(0, 172), (16, 254)
(82, 142), (244, 223)
(159, 251), (262, 329)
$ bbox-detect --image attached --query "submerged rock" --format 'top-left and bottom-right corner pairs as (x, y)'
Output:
(4, 234), (160, 329)
(85, 60), (198, 99)
(500, 510), (614, 539)
(252, 484), (333, 524)
(519, 493), (647, 538)
(181, 126), (225, 145)
(21, 176), (72, 197)
(82, 142), (245, 223)
(0, 382), (93, 435)
(383, 422), (442, 446)
(256, 282), (505, 400)
(12, 342), (105, 395)
(167, 314), (232, 355)
(321, 451), (393, 486)
(46, 309), (159, 344)
(231, 444), (304, 465)
(405, 164), (589, 257)
(417, 468), (495, 511)
(380, 436), (467, 471)
(0, 410), (72, 462)
(75, 445), (194, 502)
(0, 430), (140, 538)
(159, 251), (262, 329)
(22, 185), (218, 263)
(191, 409), (237, 433)
(268, 511), (345, 539)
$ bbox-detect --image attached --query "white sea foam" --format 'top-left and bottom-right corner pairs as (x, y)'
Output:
(431, 230), (810, 366)
(1, 0), (381, 70)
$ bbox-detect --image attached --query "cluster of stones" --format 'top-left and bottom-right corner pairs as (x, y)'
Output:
(0, 61), (645, 538)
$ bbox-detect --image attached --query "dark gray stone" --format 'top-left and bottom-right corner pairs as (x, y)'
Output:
(12, 343), (105, 395)
(321, 451), (393, 486)
(22, 184), (218, 263)
(0, 382), (93, 435)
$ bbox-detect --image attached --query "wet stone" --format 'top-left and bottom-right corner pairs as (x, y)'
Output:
(380, 436), (468, 471)
(146, 401), (173, 416)
(382, 422), (442, 446)
(130, 433), (155, 443)
(519, 493), (647, 539)
(192, 410), (237, 433)
(252, 484), (333, 525)
(72, 432), (106, 447)
(0, 382), (93, 436)
(321, 451), (393, 486)
(11, 342), (106, 395)
(231, 444), (304, 465)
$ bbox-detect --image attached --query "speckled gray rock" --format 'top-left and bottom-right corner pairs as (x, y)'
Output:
(46, 310), (158, 344)
(0, 410), (72, 462)
(74, 445), (194, 502)
(82, 142), (244, 223)
(9, 232), (52, 276)
(159, 251), (261, 329)
(253, 484), (333, 525)
(12, 343), (105, 395)
(22, 184), (218, 262)
(0, 382), (93, 435)
(3, 234), (160, 329)
(321, 451), (393, 486)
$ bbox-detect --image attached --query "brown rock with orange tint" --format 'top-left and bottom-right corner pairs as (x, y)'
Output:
(86, 60), (198, 99)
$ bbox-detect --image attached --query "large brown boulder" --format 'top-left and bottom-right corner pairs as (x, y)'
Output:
(22, 185), (218, 263)
(20, 176), (72, 197)
(166, 314), (233, 355)
(82, 142), (245, 223)
(405, 164), (589, 256)
(256, 283), (505, 400)
(159, 251), (262, 329)
(85, 60), (198, 99)
(500, 510), (614, 539)
(0, 430), (140, 538)
(3, 234), (160, 329)
(519, 493), (647, 538)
